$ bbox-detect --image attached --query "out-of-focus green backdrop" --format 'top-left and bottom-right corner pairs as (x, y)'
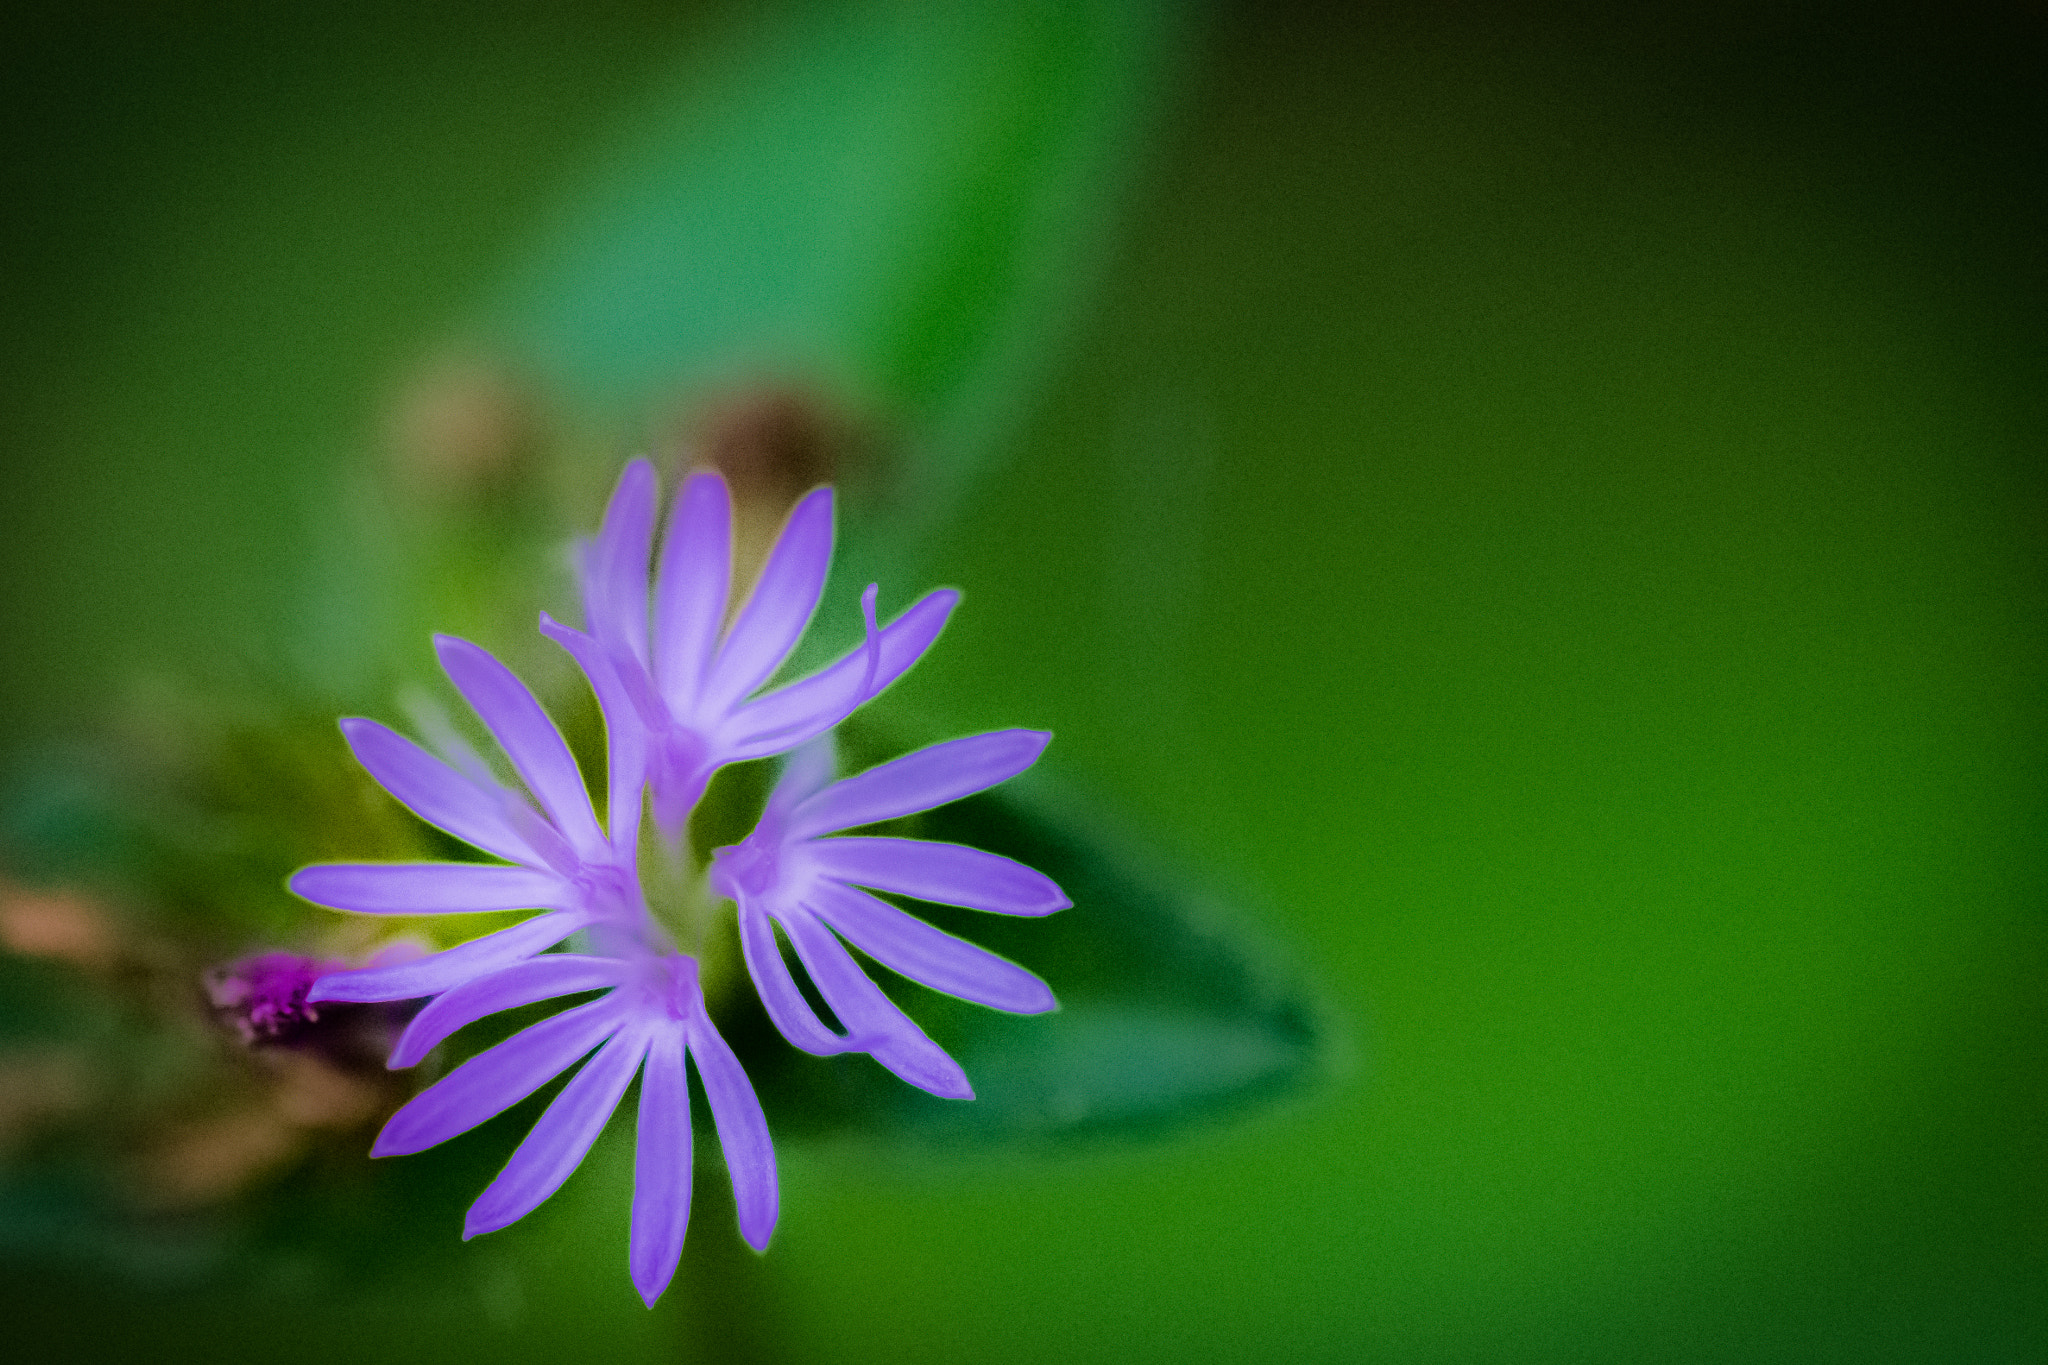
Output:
(2, 1), (2041, 1362)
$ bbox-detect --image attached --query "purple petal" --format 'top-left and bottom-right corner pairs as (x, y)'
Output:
(435, 636), (606, 863)
(705, 487), (834, 711)
(586, 458), (657, 665)
(653, 471), (732, 706)
(805, 879), (1056, 1014)
(631, 1026), (692, 1307)
(372, 996), (625, 1157)
(390, 954), (631, 1068)
(780, 911), (972, 1100)
(788, 730), (1050, 839)
(771, 735), (839, 815)
(724, 589), (960, 759)
(735, 900), (858, 1055)
(685, 1002), (779, 1251)
(341, 717), (538, 865)
(464, 1024), (650, 1238)
(308, 910), (585, 1003)
(803, 837), (1069, 916)
(288, 863), (570, 917)
(540, 614), (648, 848)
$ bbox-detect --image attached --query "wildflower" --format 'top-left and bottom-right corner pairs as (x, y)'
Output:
(290, 630), (772, 1303)
(709, 732), (1068, 1098)
(540, 459), (957, 841)
(284, 455), (1065, 1306)
(373, 946), (773, 1307)
(293, 633), (643, 1005)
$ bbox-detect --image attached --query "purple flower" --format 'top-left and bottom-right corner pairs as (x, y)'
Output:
(709, 732), (1068, 1099)
(540, 459), (957, 841)
(373, 946), (774, 1306)
(293, 633), (645, 1006)
(288, 631), (774, 1304)
(283, 455), (1065, 1306)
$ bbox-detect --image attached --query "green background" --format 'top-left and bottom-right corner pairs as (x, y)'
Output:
(2, 2), (2042, 1361)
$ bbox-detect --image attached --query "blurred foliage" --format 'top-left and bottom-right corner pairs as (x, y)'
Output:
(304, 0), (1185, 698)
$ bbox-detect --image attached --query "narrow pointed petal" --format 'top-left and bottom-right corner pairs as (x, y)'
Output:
(724, 589), (960, 759)
(289, 863), (570, 917)
(788, 730), (1050, 839)
(706, 487), (834, 710)
(630, 1027), (692, 1307)
(686, 1004), (779, 1250)
(435, 636), (606, 862)
(587, 458), (658, 665)
(805, 879), (1056, 1014)
(654, 471), (733, 707)
(340, 717), (538, 865)
(464, 1025), (649, 1238)
(781, 911), (973, 1099)
(736, 900), (857, 1055)
(541, 613), (648, 848)
(803, 837), (1069, 916)
(309, 910), (584, 1003)
(372, 996), (625, 1157)
(390, 954), (631, 1068)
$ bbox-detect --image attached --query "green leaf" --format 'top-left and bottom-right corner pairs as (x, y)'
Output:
(485, 0), (1183, 542)
(730, 778), (1333, 1152)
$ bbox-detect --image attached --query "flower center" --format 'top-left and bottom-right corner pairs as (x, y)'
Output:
(709, 834), (779, 902)
(573, 861), (638, 921)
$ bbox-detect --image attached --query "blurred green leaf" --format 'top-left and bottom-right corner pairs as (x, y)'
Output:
(297, 0), (1185, 704)
(733, 776), (1332, 1152)
(487, 0), (1182, 548)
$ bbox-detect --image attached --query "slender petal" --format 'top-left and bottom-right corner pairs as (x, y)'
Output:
(780, 912), (972, 1099)
(435, 636), (607, 863)
(724, 589), (959, 759)
(686, 1005), (779, 1251)
(309, 910), (584, 1003)
(805, 837), (1070, 915)
(373, 996), (626, 1157)
(653, 471), (732, 705)
(736, 903), (858, 1055)
(540, 613), (647, 848)
(587, 458), (658, 665)
(788, 730), (1050, 839)
(706, 487), (834, 711)
(340, 717), (539, 865)
(805, 879), (1056, 1013)
(289, 863), (569, 917)
(465, 1025), (650, 1238)
(630, 1026), (692, 1307)
(391, 954), (631, 1068)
